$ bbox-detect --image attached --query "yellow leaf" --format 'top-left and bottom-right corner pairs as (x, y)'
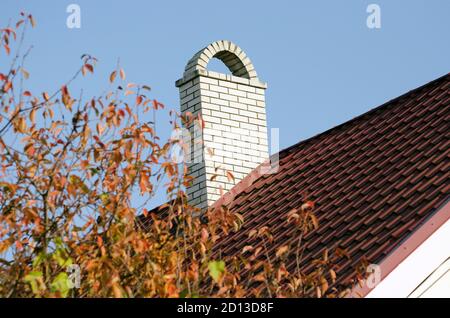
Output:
(21, 68), (30, 79)
(276, 245), (289, 258)
(206, 147), (214, 157)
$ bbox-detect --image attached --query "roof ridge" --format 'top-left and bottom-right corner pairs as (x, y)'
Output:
(279, 72), (450, 157)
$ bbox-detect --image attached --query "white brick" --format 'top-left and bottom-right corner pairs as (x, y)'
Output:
(228, 88), (247, 97)
(257, 113), (266, 120)
(231, 127), (250, 136)
(202, 90), (219, 98)
(220, 93), (238, 102)
(238, 97), (257, 106)
(211, 123), (231, 132)
(212, 110), (231, 119)
(212, 136), (227, 144)
(241, 135), (258, 143)
(199, 77), (219, 85)
(238, 84), (256, 93)
(240, 122), (258, 130)
(221, 118), (240, 128)
(220, 106), (239, 115)
(229, 101), (247, 110)
(247, 92), (265, 101)
(248, 105), (265, 113)
(258, 126), (267, 133)
(239, 109), (257, 118)
(230, 114), (248, 123)
(209, 85), (228, 94)
(202, 103), (220, 111)
(249, 118), (266, 126)
(224, 157), (240, 165)
(222, 131), (241, 140)
(210, 97), (229, 106)
(199, 83), (209, 90)
(202, 115), (221, 124)
(218, 80), (237, 89)
(233, 165), (250, 173)
(204, 127), (222, 137)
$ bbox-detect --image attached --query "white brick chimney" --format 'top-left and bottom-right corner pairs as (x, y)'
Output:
(176, 40), (268, 209)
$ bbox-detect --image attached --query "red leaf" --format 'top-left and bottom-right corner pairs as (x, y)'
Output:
(84, 64), (94, 74)
(3, 81), (12, 92)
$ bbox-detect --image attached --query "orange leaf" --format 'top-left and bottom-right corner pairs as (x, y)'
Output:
(97, 236), (103, 247)
(329, 269), (337, 283)
(29, 108), (36, 124)
(276, 245), (289, 258)
(109, 71), (117, 83)
(226, 171), (235, 182)
(4, 44), (10, 55)
(16, 19), (24, 28)
(152, 100), (164, 109)
(119, 68), (125, 80)
(28, 14), (36, 28)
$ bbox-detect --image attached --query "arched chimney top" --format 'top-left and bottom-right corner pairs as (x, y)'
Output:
(183, 40), (258, 80)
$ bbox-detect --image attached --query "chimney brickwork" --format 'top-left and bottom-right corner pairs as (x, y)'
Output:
(176, 40), (268, 209)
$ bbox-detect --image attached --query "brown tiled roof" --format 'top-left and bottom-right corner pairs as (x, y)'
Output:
(211, 72), (450, 290)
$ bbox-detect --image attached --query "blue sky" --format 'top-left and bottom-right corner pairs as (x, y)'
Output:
(2, 0), (449, 208)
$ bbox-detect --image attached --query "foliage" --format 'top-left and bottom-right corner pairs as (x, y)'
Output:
(0, 13), (359, 298)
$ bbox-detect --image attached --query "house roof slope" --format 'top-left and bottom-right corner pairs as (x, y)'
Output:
(213, 73), (450, 290)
